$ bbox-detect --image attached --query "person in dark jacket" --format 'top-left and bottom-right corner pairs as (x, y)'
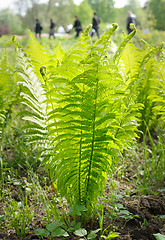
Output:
(127, 11), (137, 34)
(49, 18), (55, 39)
(35, 19), (42, 38)
(91, 12), (100, 38)
(73, 16), (82, 38)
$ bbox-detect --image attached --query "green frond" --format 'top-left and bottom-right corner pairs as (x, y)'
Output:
(27, 31), (51, 65)
(113, 27), (136, 65)
(15, 45), (50, 150)
(115, 38), (165, 137)
(149, 52), (165, 127)
(51, 43), (66, 62)
(48, 28), (93, 82)
(0, 48), (17, 142)
(26, 31), (55, 80)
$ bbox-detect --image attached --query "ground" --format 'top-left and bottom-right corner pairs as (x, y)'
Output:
(0, 178), (165, 240)
(114, 193), (165, 240)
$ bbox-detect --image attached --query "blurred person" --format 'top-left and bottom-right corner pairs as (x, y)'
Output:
(91, 12), (100, 38)
(35, 19), (42, 38)
(73, 16), (82, 38)
(49, 18), (55, 39)
(127, 11), (137, 34)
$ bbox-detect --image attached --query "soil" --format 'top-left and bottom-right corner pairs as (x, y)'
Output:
(0, 188), (165, 240)
(114, 193), (165, 240)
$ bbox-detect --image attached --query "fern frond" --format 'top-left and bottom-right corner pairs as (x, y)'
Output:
(14, 42), (50, 151)
(116, 38), (164, 137)
(149, 49), (165, 126)
(26, 31), (58, 81)
(0, 48), (17, 142)
(113, 26), (136, 65)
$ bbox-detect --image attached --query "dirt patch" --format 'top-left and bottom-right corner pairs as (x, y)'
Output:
(114, 192), (165, 240)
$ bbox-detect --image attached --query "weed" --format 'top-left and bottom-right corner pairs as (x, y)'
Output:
(2, 199), (34, 237)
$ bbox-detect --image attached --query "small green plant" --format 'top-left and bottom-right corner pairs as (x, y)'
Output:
(35, 220), (69, 239)
(35, 202), (101, 239)
(35, 215), (87, 239)
(135, 127), (165, 195)
(3, 200), (34, 237)
(101, 232), (120, 240)
(35, 220), (101, 239)
(139, 218), (148, 228)
(95, 193), (139, 239)
(153, 233), (165, 240)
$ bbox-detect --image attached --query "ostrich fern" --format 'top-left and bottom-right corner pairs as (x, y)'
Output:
(116, 36), (164, 138)
(149, 48), (165, 127)
(0, 48), (17, 142)
(15, 26), (145, 213)
(0, 47), (19, 181)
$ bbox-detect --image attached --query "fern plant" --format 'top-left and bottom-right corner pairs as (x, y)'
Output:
(14, 26), (142, 214)
(0, 49), (15, 139)
(0, 47), (19, 182)
(136, 42), (164, 137)
(149, 49), (165, 128)
(116, 35), (164, 138)
(26, 31), (66, 80)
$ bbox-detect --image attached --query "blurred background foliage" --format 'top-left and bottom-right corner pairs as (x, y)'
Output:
(0, 0), (164, 40)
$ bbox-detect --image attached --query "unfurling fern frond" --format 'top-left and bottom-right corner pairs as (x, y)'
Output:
(113, 25), (136, 65)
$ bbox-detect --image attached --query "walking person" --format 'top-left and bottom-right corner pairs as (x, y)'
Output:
(91, 12), (100, 38)
(35, 19), (42, 38)
(126, 11), (137, 34)
(73, 16), (82, 38)
(49, 18), (55, 39)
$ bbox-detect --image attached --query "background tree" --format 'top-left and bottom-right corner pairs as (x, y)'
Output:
(14, 0), (44, 31)
(88, 0), (115, 23)
(137, 2), (155, 31)
(14, 0), (76, 32)
(23, 3), (40, 31)
(0, 9), (23, 35)
(127, 0), (141, 13)
(14, 0), (39, 16)
(75, 0), (93, 27)
(50, 0), (75, 28)
(148, 0), (165, 30)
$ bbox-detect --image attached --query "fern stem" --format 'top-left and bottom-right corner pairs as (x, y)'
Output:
(78, 85), (85, 202)
(78, 127), (83, 202)
(85, 76), (99, 203)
